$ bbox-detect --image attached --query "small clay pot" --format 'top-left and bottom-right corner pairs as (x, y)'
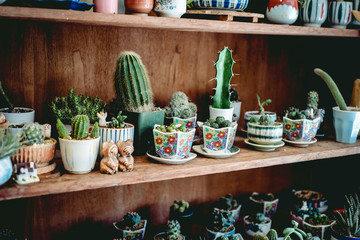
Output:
(124, 0), (154, 15)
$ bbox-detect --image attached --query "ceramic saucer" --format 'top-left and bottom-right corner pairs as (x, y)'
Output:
(192, 145), (240, 158)
(283, 138), (317, 147)
(146, 151), (197, 164)
(244, 138), (285, 152)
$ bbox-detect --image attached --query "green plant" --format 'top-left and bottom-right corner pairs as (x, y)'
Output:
(122, 212), (142, 230)
(267, 229), (278, 240)
(155, 123), (186, 133)
(165, 92), (197, 119)
(0, 130), (22, 159)
(314, 68), (347, 111)
(171, 200), (190, 214)
(305, 212), (332, 226)
(333, 194), (360, 238)
(56, 119), (69, 139)
(212, 47), (234, 110)
(217, 193), (238, 211)
(285, 107), (311, 120)
(254, 114), (275, 126)
(50, 89), (107, 124)
(209, 209), (235, 233)
(56, 115), (98, 140)
(90, 122), (99, 138)
(253, 234), (269, 240)
(165, 220), (181, 240)
(204, 116), (232, 129)
(114, 51), (154, 113)
(216, 235), (241, 240)
(109, 111), (127, 128)
(0, 81), (14, 112)
(248, 213), (267, 224)
(21, 122), (45, 145)
(283, 220), (308, 240)
(257, 94), (272, 115)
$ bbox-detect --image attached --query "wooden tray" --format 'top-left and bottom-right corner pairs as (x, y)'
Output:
(185, 10), (264, 22)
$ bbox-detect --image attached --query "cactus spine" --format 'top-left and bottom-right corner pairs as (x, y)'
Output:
(21, 123), (45, 145)
(213, 47), (234, 109)
(71, 115), (90, 140)
(166, 220), (181, 240)
(114, 51), (154, 113)
(314, 68), (347, 111)
(56, 119), (70, 139)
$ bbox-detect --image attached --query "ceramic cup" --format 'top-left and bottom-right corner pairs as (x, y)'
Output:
(94, 0), (118, 14)
(202, 122), (237, 153)
(154, 0), (187, 18)
(332, 106), (360, 144)
(300, 0), (328, 27)
(328, 1), (353, 29)
(266, 0), (299, 25)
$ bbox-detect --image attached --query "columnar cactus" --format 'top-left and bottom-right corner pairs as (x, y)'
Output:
(166, 220), (181, 240)
(165, 91), (197, 119)
(267, 229), (278, 240)
(259, 114), (275, 126)
(71, 115), (90, 140)
(306, 91), (319, 111)
(171, 200), (190, 214)
(123, 212), (141, 228)
(21, 123), (45, 145)
(114, 51), (154, 113)
(213, 47), (234, 109)
(210, 209), (235, 233)
(56, 119), (70, 139)
(218, 193), (238, 210)
(90, 122), (99, 138)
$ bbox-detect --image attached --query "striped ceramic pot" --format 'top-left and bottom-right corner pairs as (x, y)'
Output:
(191, 0), (249, 10)
(99, 123), (135, 156)
(328, 1), (353, 29)
(247, 122), (283, 145)
(300, 0), (328, 27)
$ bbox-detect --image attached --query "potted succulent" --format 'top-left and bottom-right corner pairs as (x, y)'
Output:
(244, 94), (276, 131)
(244, 213), (272, 237)
(56, 114), (100, 174)
(164, 91), (197, 129)
(331, 194), (360, 240)
(247, 114), (283, 145)
(249, 192), (279, 218)
(112, 51), (165, 155)
(303, 211), (335, 240)
(290, 200), (318, 228)
(169, 200), (194, 237)
(314, 68), (360, 144)
(292, 189), (328, 213)
(113, 212), (147, 240)
(206, 209), (236, 239)
(283, 220), (319, 240)
(214, 194), (242, 222)
(154, 219), (185, 240)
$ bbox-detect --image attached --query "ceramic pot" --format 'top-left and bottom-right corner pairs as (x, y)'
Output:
(214, 204), (242, 222)
(154, 232), (185, 240)
(283, 117), (321, 141)
(352, 0), (360, 25)
(94, 0), (118, 14)
(247, 122), (283, 145)
(59, 137), (100, 174)
(154, 0), (186, 18)
(99, 123), (134, 156)
(328, 1), (353, 29)
(293, 189), (328, 213)
(303, 214), (335, 240)
(209, 106), (234, 122)
(249, 192), (279, 218)
(243, 215), (272, 237)
(266, 0), (299, 25)
(243, 111), (276, 131)
(333, 106), (360, 144)
(201, 122), (237, 153)
(205, 227), (236, 240)
(191, 0), (249, 10)
(230, 101), (242, 123)
(113, 219), (147, 240)
(300, 0), (328, 27)
(124, 0), (154, 15)
(0, 157), (13, 186)
(0, 107), (35, 126)
(173, 115), (197, 130)
(330, 224), (360, 240)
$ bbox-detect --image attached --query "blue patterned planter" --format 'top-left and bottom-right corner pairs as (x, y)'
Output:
(300, 0), (328, 27)
(99, 123), (134, 156)
(247, 122), (283, 145)
(328, 1), (353, 29)
(191, 0), (248, 10)
(283, 117), (320, 141)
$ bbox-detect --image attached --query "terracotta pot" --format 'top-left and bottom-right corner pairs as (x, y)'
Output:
(124, 0), (154, 15)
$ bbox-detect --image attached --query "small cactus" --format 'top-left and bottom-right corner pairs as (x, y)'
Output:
(209, 209), (235, 233)
(71, 115), (90, 140)
(90, 122), (99, 138)
(21, 123), (45, 145)
(122, 212), (141, 229)
(165, 91), (197, 119)
(253, 234), (269, 240)
(306, 91), (319, 111)
(171, 200), (190, 214)
(257, 94), (272, 115)
(165, 220), (181, 240)
(56, 119), (70, 139)
(259, 114), (275, 126)
(217, 193), (238, 211)
(109, 111), (127, 128)
(267, 229), (278, 240)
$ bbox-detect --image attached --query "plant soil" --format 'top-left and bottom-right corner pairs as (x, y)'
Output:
(121, 220), (145, 231)
(0, 108), (32, 113)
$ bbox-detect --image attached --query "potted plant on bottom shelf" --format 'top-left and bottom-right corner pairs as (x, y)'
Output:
(206, 209), (236, 239)
(302, 211), (335, 240)
(56, 114), (100, 174)
(244, 213), (272, 237)
(113, 212), (147, 240)
(243, 94), (275, 131)
(314, 68), (360, 144)
(154, 220), (185, 240)
(169, 200), (194, 237)
(249, 192), (279, 218)
(214, 193), (242, 222)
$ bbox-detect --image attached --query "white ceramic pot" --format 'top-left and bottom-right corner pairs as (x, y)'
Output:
(99, 123), (134, 156)
(247, 122), (283, 145)
(59, 137), (100, 174)
(209, 106), (234, 122)
(266, 0), (299, 25)
(154, 0), (186, 18)
(0, 157), (13, 186)
(113, 219), (147, 240)
(243, 111), (276, 131)
(300, 0), (328, 27)
(328, 1), (353, 29)
(333, 106), (360, 144)
(0, 107), (35, 126)
(303, 214), (335, 240)
(243, 215), (272, 237)
(230, 101), (242, 123)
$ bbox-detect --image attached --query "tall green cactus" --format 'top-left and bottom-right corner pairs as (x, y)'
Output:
(114, 51), (154, 112)
(314, 68), (347, 111)
(71, 115), (90, 140)
(267, 229), (278, 240)
(21, 123), (45, 145)
(213, 47), (234, 109)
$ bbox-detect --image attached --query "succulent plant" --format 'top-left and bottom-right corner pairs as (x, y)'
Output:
(165, 91), (197, 119)
(306, 91), (325, 121)
(248, 213), (267, 224)
(155, 123), (186, 133)
(283, 220), (308, 240)
(285, 107), (311, 120)
(212, 47), (234, 110)
(171, 200), (190, 214)
(216, 235), (241, 240)
(56, 115), (98, 140)
(21, 122), (45, 145)
(0, 130), (22, 159)
(109, 111), (127, 128)
(114, 51), (154, 113)
(165, 220), (181, 240)
(259, 114), (275, 126)
(0, 81), (14, 112)
(257, 94), (272, 115)
(56, 119), (69, 139)
(333, 194), (360, 238)
(90, 122), (99, 138)
(267, 229), (278, 240)
(253, 234), (269, 240)
(217, 193), (238, 211)
(204, 116), (232, 129)
(209, 209), (235, 233)
(122, 212), (141, 229)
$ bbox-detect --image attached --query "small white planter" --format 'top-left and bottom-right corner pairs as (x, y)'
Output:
(303, 214), (335, 240)
(59, 137), (100, 174)
(209, 106), (234, 122)
(0, 107), (35, 126)
(333, 106), (360, 144)
(153, 0), (186, 18)
(243, 215), (272, 237)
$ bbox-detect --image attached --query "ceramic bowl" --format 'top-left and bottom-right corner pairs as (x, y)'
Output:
(303, 214), (335, 240)
(173, 115), (197, 130)
(113, 219), (147, 240)
(153, 0), (186, 18)
(266, 0), (299, 25)
(0, 107), (35, 126)
(153, 125), (196, 159)
(243, 215), (272, 237)
(283, 117), (320, 142)
(247, 122), (283, 145)
(201, 122), (238, 153)
(190, 0), (249, 11)
(249, 192), (279, 218)
(293, 189), (328, 213)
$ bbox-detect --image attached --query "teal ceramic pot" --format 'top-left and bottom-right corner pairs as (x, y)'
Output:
(283, 117), (321, 141)
(333, 107), (360, 144)
(0, 157), (13, 186)
(154, 232), (185, 240)
(113, 219), (147, 240)
(202, 123), (237, 153)
(328, 1), (353, 29)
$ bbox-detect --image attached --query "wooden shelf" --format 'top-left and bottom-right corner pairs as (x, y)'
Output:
(0, 136), (359, 201)
(0, 6), (359, 37)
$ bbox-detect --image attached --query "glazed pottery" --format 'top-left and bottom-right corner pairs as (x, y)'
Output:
(266, 0), (299, 25)
(330, 224), (360, 240)
(0, 107), (35, 126)
(113, 219), (147, 240)
(332, 106), (360, 144)
(243, 111), (276, 131)
(154, 232), (185, 240)
(283, 117), (321, 142)
(249, 192), (279, 218)
(173, 115), (197, 130)
(230, 101), (242, 123)
(94, 0), (118, 13)
(154, 0), (186, 18)
(214, 204), (242, 222)
(300, 0), (328, 27)
(293, 189), (328, 213)
(0, 157), (13, 186)
(59, 137), (100, 174)
(328, 1), (353, 29)
(247, 122), (283, 145)
(202, 122), (237, 153)
(243, 215), (272, 237)
(191, 0), (249, 10)
(99, 123), (134, 156)
(209, 106), (234, 122)
(124, 0), (154, 15)
(205, 227), (236, 240)
(303, 214), (335, 240)
(153, 124), (195, 159)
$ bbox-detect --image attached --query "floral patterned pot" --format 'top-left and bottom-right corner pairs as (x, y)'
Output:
(99, 123), (134, 156)
(266, 0), (299, 25)
(243, 215), (272, 237)
(283, 117), (321, 141)
(249, 192), (279, 218)
(154, 0), (187, 18)
(153, 125), (195, 159)
(247, 122), (283, 145)
(300, 0), (328, 27)
(303, 214), (335, 240)
(328, 1), (353, 29)
(214, 204), (242, 222)
(205, 227), (236, 240)
(202, 122), (237, 153)
(173, 115), (197, 130)
(113, 219), (147, 240)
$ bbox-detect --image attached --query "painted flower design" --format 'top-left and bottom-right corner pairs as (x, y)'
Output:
(218, 131), (226, 138)
(295, 123), (302, 129)
(285, 124), (291, 130)
(188, 135), (193, 141)
(179, 139), (184, 145)
(292, 132), (299, 138)
(183, 146), (189, 152)
(164, 146), (172, 153)
(214, 141), (221, 148)
(168, 136), (175, 143)
(206, 133), (213, 139)
(156, 138), (162, 144)
(186, 122), (193, 128)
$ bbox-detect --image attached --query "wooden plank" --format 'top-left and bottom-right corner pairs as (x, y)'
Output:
(0, 137), (359, 201)
(0, 6), (359, 37)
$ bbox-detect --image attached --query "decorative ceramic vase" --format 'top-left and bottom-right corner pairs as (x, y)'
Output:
(191, 0), (249, 10)
(243, 111), (276, 131)
(202, 123), (237, 153)
(328, 1), (353, 29)
(0, 157), (13, 186)
(247, 122), (283, 145)
(266, 0), (299, 25)
(300, 0), (328, 27)
(173, 115), (197, 130)
(94, 0), (118, 14)
(124, 0), (154, 15)
(332, 106), (360, 144)
(283, 117), (321, 141)
(249, 192), (279, 218)
(243, 215), (272, 237)
(99, 123), (134, 156)
(113, 220), (147, 240)
(209, 106), (234, 122)
(303, 214), (335, 240)
(154, 0), (186, 18)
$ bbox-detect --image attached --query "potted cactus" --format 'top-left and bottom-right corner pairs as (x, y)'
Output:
(253, 229), (279, 240)
(206, 209), (236, 239)
(243, 94), (275, 131)
(247, 114), (283, 145)
(169, 200), (194, 236)
(214, 194), (242, 222)
(302, 211), (335, 240)
(57, 114), (100, 174)
(112, 51), (165, 155)
(164, 91), (197, 129)
(244, 213), (272, 237)
(249, 192), (279, 218)
(154, 220), (185, 240)
(314, 68), (360, 144)
(113, 212), (148, 240)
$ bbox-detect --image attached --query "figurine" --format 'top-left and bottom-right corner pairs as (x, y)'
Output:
(117, 139), (134, 172)
(100, 140), (119, 175)
(14, 162), (40, 184)
(0, 113), (9, 129)
(96, 112), (107, 127)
